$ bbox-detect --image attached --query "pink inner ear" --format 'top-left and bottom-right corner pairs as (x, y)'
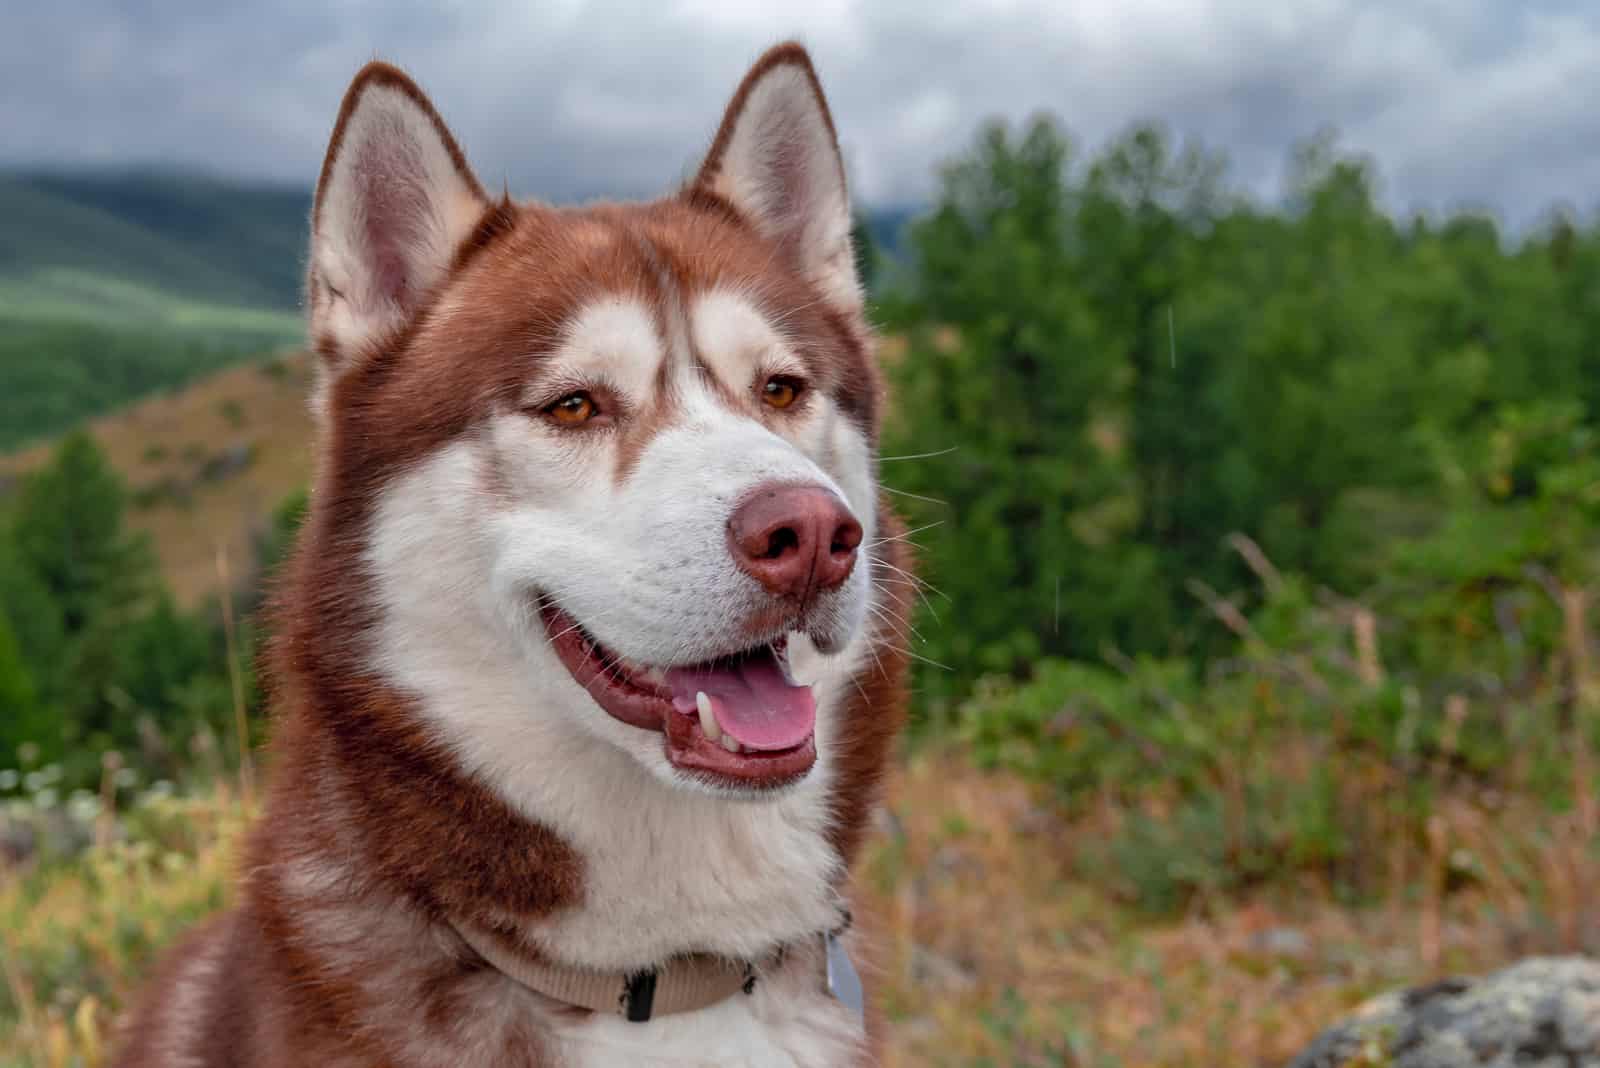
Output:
(710, 67), (843, 256)
(763, 131), (808, 227)
(350, 122), (435, 311)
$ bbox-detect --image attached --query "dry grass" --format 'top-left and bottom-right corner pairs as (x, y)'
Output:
(861, 748), (1598, 1068)
(0, 354), (316, 606)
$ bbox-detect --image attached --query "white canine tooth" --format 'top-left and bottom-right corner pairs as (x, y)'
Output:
(721, 735), (741, 753)
(696, 692), (722, 743)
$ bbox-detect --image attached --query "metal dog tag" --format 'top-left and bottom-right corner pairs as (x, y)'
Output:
(824, 931), (864, 1023)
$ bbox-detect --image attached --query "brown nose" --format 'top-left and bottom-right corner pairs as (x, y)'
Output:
(727, 483), (863, 601)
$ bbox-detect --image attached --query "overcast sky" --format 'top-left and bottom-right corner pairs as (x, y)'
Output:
(5, 1), (1599, 226)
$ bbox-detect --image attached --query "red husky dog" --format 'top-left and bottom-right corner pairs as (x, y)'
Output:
(111, 41), (911, 1068)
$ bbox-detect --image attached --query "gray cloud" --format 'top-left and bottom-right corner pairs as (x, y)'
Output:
(4, 1), (1599, 226)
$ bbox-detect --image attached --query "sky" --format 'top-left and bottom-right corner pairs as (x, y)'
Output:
(5, 1), (1600, 226)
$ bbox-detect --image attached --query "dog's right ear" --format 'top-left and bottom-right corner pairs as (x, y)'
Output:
(306, 62), (487, 410)
(691, 44), (860, 314)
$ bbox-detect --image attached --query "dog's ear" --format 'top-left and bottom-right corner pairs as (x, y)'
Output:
(306, 62), (487, 409)
(692, 43), (860, 312)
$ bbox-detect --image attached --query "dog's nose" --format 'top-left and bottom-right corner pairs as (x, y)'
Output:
(727, 483), (863, 601)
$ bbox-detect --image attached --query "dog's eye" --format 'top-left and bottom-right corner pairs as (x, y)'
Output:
(761, 376), (803, 410)
(545, 391), (597, 425)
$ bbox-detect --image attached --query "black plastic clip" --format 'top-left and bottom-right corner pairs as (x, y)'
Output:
(623, 968), (658, 1022)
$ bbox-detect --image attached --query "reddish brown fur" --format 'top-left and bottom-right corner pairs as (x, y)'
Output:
(112, 43), (910, 1068)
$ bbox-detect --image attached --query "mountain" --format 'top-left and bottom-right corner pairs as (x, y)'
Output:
(2, 168), (919, 312)
(0, 170), (310, 312)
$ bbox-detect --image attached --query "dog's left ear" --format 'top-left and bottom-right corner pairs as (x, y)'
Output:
(692, 43), (860, 312)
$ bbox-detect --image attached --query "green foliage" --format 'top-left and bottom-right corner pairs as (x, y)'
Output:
(0, 436), (290, 785)
(0, 536), (67, 701)
(116, 595), (220, 729)
(935, 261), (1600, 911)
(880, 119), (1155, 691)
(958, 657), (1193, 793)
(962, 554), (1593, 916)
(0, 607), (42, 733)
(1, 434), (151, 767)
(954, 353), (1600, 912)
(9, 432), (152, 635)
(882, 117), (1600, 704)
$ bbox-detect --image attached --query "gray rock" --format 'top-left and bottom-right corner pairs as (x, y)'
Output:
(1289, 957), (1600, 1068)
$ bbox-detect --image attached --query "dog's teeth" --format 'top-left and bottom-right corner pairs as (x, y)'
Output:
(721, 735), (741, 754)
(696, 692), (721, 743)
(640, 666), (666, 686)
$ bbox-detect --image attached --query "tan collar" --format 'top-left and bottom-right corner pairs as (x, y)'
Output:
(452, 923), (782, 1022)
(452, 907), (854, 1024)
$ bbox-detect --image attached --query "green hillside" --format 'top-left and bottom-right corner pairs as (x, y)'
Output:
(13, 171), (311, 309)
(0, 172), (308, 450)
(0, 171), (307, 313)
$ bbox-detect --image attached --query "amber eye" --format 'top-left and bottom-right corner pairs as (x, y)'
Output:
(545, 391), (597, 425)
(761, 376), (803, 410)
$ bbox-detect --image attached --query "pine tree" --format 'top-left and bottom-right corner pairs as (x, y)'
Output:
(7, 431), (159, 743)
(10, 431), (154, 634)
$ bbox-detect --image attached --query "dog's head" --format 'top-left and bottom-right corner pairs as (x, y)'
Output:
(297, 45), (886, 801)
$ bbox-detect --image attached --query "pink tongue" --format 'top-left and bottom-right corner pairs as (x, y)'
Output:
(666, 654), (816, 751)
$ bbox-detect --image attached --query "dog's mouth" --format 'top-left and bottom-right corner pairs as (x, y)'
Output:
(539, 601), (817, 789)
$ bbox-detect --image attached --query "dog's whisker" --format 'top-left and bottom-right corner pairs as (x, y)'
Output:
(877, 446), (958, 463)
(868, 598), (927, 643)
(875, 559), (949, 603)
(879, 485), (948, 507)
(871, 562), (946, 623)
(866, 520), (944, 547)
